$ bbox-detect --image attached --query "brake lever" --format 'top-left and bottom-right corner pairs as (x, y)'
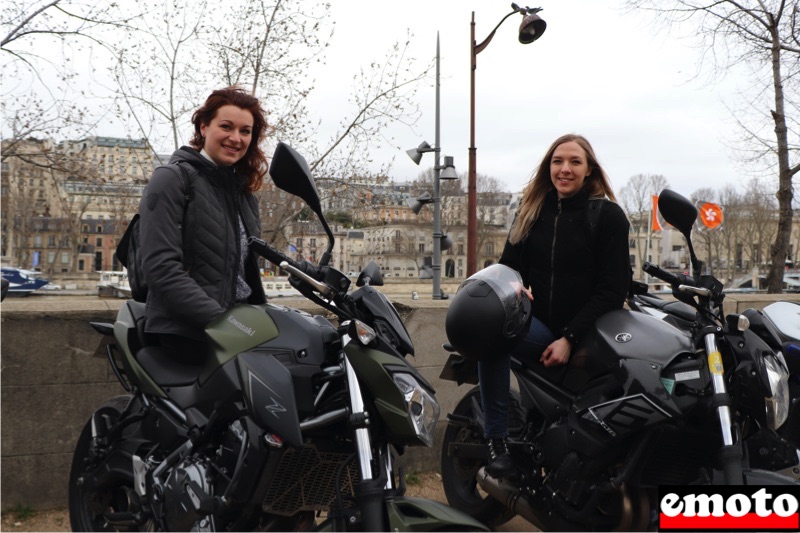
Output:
(280, 261), (333, 298)
(677, 284), (712, 298)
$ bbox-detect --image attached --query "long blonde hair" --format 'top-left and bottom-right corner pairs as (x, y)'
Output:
(508, 134), (617, 245)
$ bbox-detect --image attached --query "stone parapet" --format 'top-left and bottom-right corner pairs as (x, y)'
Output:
(1, 292), (797, 509)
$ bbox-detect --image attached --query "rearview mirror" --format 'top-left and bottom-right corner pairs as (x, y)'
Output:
(357, 262), (384, 287)
(269, 142), (322, 212)
(658, 189), (697, 240)
(269, 142), (335, 266)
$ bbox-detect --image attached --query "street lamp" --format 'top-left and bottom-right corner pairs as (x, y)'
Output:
(468, 4), (546, 276)
(407, 153), (458, 298)
(406, 33), (458, 299)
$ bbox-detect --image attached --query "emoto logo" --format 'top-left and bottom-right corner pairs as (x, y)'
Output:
(658, 485), (800, 531)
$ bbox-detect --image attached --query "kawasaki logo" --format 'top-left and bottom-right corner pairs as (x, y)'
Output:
(227, 315), (255, 336)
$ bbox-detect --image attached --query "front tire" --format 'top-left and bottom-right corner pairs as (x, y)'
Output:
(440, 386), (522, 528)
(69, 396), (142, 532)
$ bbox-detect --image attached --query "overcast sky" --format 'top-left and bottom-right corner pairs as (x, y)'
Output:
(305, 0), (755, 199)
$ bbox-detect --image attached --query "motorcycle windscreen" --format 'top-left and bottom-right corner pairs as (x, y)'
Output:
(237, 352), (303, 447)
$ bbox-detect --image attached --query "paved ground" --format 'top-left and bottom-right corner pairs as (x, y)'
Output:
(0, 471), (533, 532)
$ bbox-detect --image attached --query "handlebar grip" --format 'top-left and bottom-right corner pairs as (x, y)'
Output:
(248, 237), (298, 270)
(642, 261), (694, 287)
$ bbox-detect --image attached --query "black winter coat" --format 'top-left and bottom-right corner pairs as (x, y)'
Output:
(499, 189), (630, 346)
(139, 147), (266, 341)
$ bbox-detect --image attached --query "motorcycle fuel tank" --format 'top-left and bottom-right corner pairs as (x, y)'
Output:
(593, 309), (694, 366)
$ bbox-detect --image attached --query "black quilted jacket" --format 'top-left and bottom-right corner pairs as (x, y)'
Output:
(139, 147), (266, 341)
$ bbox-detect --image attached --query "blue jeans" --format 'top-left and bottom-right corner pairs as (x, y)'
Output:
(478, 316), (555, 438)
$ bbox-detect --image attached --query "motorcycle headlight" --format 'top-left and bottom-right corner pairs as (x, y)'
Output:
(392, 373), (440, 447)
(764, 352), (790, 430)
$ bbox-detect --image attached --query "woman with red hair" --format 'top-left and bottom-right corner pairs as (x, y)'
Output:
(138, 86), (269, 362)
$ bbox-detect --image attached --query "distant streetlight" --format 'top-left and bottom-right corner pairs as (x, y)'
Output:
(468, 4), (546, 275)
(407, 33), (458, 300)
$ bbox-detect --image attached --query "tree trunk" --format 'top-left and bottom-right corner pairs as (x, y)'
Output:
(766, 23), (793, 294)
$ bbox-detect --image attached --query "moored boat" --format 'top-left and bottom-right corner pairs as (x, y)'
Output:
(0, 267), (50, 296)
(97, 271), (133, 299)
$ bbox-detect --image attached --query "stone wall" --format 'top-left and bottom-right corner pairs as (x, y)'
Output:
(1, 293), (796, 509)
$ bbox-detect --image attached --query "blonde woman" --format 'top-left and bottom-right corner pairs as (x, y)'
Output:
(480, 134), (631, 479)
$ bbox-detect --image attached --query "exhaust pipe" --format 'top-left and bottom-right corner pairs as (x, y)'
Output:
(476, 468), (548, 531)
(476, 468), (634, 532)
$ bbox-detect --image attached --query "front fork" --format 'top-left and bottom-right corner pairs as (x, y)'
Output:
(703, 329), (744, 483)
(342, 347), (392, 531)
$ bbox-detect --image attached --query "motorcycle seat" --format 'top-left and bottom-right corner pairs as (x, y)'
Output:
(136, 346), (198, 387)
(125, 300), (159, 354)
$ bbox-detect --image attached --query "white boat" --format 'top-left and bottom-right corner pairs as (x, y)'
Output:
(97, 271), (132, 299)
(0, 267), (49, 296)
(262, 276), (301, 298)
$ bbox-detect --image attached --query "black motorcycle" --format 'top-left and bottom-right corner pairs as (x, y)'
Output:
(439, 189), (798, 531)
(629, 274), (800, 457)
(68, 143), (487, 532)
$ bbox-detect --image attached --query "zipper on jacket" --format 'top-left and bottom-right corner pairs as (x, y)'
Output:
(548, 199), (561, 326)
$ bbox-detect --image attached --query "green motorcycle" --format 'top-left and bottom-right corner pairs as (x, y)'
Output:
(68, 143), (487, 532)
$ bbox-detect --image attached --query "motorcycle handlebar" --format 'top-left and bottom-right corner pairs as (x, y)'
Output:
(248, 236), (299, 270)
(249, 237), (332, 297)
(280, 261), (333, 297)
(642, 261), (696, 287)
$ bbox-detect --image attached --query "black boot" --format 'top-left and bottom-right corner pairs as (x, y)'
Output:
(486, 437), (517, 480)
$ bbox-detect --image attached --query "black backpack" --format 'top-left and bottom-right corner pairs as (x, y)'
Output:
(116, 163), (192, 302)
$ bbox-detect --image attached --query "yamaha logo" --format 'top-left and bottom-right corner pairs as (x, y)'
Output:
(615, 333), (633, 343)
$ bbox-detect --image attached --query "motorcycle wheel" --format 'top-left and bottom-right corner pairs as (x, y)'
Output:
(440, 386), (521, 528)
(68, 395), (145, 532)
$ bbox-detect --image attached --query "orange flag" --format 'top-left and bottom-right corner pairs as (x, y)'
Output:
(651, 195), (662, 231)
(698, 201), (723, 230)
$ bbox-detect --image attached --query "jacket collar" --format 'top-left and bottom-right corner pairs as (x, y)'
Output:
(546, 188), (589, 209)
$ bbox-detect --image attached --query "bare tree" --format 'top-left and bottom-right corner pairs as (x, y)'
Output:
(1, 1), (131, 142)
(619, 173), (670, 274)
(716, 185), (746, 283)
(109, 1), (209, 157)
(625, 0), (799, 292)
(618, 174), (669, 216)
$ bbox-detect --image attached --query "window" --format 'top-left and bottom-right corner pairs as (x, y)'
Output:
(419, 243), (425, 253)
(310, 238), (316, 247)
(34, 235), (42, 247)
(672, 245), (682, 252)
(485, 243), (494, 255)
(629, 240), (636, 248)
(61, 252), (69, 264)
(458, 244), (464, 255)
(630, 254), (636, 267)
(48, 236), (56, 247)
(96, 237), (103, 247)
(97, 225), (103, 233)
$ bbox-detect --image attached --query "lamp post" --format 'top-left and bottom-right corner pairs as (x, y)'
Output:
(468, 4), (546, 276)
(407, 33), (458, 299)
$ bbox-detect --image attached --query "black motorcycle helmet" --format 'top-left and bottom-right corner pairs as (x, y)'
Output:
(445, 264), (532, 361)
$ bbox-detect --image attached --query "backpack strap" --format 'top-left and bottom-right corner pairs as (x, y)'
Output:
(586, 197), (607, 240)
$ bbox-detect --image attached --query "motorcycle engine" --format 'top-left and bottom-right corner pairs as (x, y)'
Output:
(163, 455), (215, 532)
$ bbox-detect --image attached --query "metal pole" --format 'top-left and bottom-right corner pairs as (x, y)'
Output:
(467, 12), (478, 277)
(433, 33), (443, 299)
